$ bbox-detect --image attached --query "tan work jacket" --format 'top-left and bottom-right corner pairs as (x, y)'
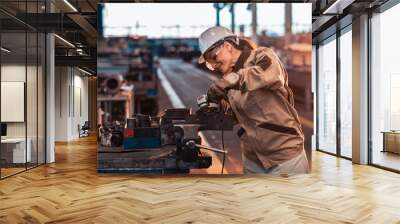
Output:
(223, 46), (305, 169)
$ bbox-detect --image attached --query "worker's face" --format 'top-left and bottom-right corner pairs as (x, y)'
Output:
(204, 42), (234, 74)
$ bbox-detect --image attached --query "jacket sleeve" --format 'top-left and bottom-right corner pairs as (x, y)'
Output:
(237, 47), (285, 92)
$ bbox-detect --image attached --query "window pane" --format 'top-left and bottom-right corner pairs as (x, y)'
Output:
(1, 31), (28, 177)
(318, 37), (337, 154)
(371, 3), (400, 171)
(340, 29), (352, 158)
(27, 31), (38, 169)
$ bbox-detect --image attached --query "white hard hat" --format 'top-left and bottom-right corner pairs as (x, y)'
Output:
(198, 26), (236, 64)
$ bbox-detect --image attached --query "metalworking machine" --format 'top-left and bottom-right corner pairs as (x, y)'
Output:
(97, 95), (234, 174)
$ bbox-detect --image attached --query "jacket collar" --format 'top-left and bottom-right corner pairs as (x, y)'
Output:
(232, 46), (251, 72)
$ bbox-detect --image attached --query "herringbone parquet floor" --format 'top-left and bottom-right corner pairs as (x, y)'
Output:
(1, 136), (400, 224)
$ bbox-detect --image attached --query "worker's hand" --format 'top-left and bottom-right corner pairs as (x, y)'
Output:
(207, 83), (226, 103)
(207, 72), (240, 102)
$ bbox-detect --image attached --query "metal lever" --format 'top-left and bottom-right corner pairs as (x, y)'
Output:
(186, 140), (227, 154)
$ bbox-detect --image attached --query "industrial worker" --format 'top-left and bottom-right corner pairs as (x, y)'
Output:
(198, 26), (309, 175)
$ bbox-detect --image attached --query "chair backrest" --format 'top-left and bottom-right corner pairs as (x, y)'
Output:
(82, 121), (90, 129)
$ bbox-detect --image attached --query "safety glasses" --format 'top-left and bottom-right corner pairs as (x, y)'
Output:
(204, 44), (223, 71)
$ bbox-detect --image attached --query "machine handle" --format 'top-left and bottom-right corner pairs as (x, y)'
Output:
(186, 140), (227, 154)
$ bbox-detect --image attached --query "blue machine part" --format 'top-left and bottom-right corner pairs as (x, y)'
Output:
(123, 137), (161, 149)
(147, 88), (158, 97)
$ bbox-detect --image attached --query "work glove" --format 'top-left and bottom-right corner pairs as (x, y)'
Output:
(207, 72), (240, 102)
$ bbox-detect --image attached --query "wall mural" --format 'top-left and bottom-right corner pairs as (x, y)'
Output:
(97, 3), (313, 175)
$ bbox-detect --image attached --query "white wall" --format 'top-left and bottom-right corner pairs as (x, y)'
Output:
(1, 65), (41, 137)
(72, 72), (89, 138)
(54, 67), (89, 141)
(54, 66), (68, 141)
(1, 65), (26, 139)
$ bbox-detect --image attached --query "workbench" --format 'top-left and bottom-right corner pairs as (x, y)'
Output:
(97, 145), (211, 174)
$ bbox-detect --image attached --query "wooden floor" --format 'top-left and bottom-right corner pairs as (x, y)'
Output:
(1, 136), (400, 223)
